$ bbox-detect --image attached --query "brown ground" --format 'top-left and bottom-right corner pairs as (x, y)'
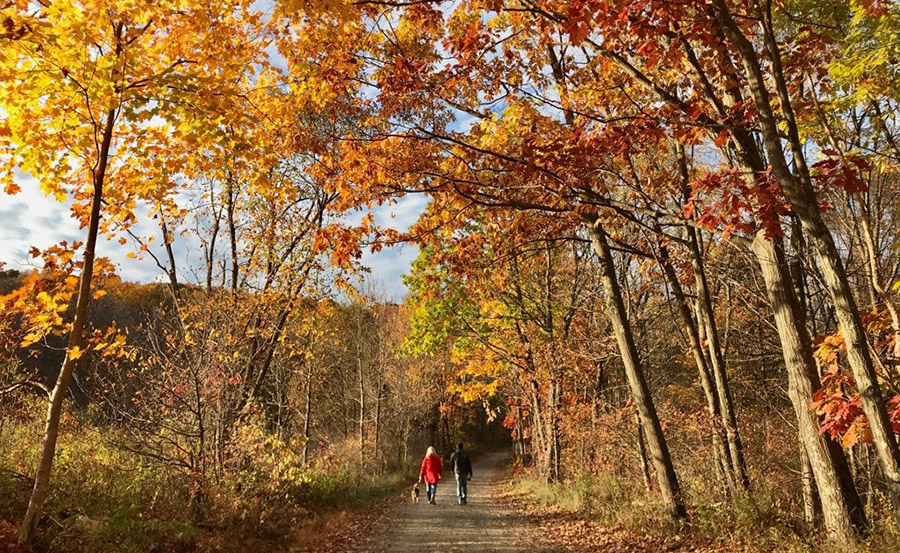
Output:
(324, 452), (552, 553)
(303, 452), (731, 553)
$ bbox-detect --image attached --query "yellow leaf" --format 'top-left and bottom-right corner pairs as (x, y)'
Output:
(69, 345), (84, 360)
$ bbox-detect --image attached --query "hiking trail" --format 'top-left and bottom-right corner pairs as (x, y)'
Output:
(349, 452), (549, 553)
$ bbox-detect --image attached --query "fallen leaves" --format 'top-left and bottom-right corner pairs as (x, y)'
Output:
(505, 484), (742, 553)
(297, 494), (406, 553)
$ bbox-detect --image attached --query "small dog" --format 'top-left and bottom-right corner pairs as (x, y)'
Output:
(411, 484), (420, 504)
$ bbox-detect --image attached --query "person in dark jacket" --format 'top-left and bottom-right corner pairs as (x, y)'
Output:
(449, 442), (473, 505)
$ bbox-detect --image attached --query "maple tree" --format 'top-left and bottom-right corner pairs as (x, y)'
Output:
(0, 0), (278, 545)
(2, 0), (900, 550)
(279, 0), (900, 541)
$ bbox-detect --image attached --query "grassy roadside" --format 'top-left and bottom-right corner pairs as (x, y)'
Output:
(0, 406), (414, 553)
(292, 482), (410, 553)
(505, 465), (900, 553)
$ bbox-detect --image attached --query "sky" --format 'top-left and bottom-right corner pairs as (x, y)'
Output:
(0, 172), (428, 302)
(0, 1), (471, 303)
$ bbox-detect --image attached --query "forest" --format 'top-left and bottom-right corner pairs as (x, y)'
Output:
(2, 0), (900, 551)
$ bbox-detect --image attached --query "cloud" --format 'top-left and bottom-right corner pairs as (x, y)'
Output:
(0, 200), (30, 263)
(1, 175), (84, 272)
(0, 174), (189, 282)
(357, 193), (429, 301)
(360, 242), (419, 301)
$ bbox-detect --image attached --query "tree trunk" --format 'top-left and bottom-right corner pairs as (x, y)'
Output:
(799, 437), (823, 526)
(789, 218), (824, 528)
(714, 0), (900, 513)
(374, 381), (384, 465)
(213, 415), (224, 481)
(442, 416), (451, 455)
(302, 365), (313, 465)
(686, 226), (749, 491)
(515, 402), (527, 461)
(529, 379), (549, 478)
(636, 409), (653, 497)
(160, 214), (179, 296)
(543, 369), (563, 482)
(588, 220), (687, 521)
(358, 359), (365, 461)
(550, 370), (562, 482)
(204, 185), (220, 293)
(18, 106), (118, 548)
(857, 206), (900, 359)
(809, 77), (900, 361)
(403, 413), (410, 466)
(750, 231), (866, 542)
(226, 179), (239, 293)
(656, 232), (735, 495)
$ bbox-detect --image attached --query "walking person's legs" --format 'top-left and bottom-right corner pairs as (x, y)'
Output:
(427, 482), (437, 504)
(456, 474), (467, 504)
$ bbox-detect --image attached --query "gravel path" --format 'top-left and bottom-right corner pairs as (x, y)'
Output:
(351, 452), (550, 553)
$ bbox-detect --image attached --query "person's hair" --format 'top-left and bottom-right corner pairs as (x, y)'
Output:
(457, 442), (463, 450)
(426, 446), (436, 457)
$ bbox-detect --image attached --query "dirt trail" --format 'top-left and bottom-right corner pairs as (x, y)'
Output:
(350, 452), (549, 553)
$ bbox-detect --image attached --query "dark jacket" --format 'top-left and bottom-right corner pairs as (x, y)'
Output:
(450, 448), (473, 478)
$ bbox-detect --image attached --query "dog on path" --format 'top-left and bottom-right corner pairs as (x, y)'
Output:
(411, 483), (420, 504)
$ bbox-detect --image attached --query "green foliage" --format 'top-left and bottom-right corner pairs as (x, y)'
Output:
(402, 245), (476, 357)
(829, 0), (900, 102)
(80, 510), (199, 553)
(1, 400), (193, 551)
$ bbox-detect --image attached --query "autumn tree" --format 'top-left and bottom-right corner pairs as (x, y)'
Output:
(273, 0), (900, 538)
(0, 1), (279, 544)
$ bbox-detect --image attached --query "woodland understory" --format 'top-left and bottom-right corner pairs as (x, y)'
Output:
(3, 0), (900, 552)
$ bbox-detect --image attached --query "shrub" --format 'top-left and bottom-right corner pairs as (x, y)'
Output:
(0, 400), (406, 552)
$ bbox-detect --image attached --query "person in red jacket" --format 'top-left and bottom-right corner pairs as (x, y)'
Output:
(418, 446), (443, 504)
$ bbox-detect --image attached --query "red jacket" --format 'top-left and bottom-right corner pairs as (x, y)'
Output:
(419, 453), (443, 484)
